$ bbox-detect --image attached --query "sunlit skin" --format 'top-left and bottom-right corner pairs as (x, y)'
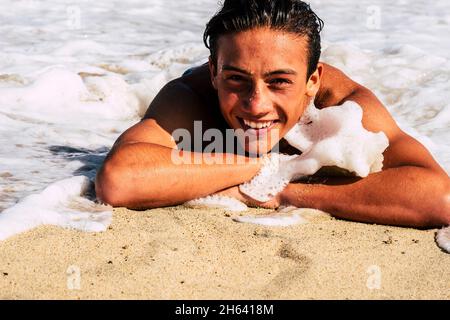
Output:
(210, 28), (320, 155)
(95, 27), (449, 228)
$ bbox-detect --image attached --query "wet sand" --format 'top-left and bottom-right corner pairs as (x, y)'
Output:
(0, 206), (448, 299)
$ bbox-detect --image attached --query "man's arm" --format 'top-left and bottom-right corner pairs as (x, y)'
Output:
(283, 66), (450, 227)
(95, 79), (261, 209)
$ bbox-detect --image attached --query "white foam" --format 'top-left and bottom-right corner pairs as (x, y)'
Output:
(185, 195), (248, 212)
(286, 101), (389, 178)
(240, 101), (389, 202)
(0, 176), (112, 240)
(436, 227), (450, 253)
(238, 153), (298, 203)
(233, 213), (306, 226)
(232, 206), (330, 226)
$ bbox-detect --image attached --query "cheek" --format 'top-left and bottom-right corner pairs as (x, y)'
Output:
(218, 90), (239, 112)
(278, 93), (303, 118)
(279, 98), (306, 133)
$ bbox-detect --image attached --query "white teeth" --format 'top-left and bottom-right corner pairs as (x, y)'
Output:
(243, 119), (273, 129)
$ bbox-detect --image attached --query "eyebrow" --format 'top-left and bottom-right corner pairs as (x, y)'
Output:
(222, 65), (297, 77)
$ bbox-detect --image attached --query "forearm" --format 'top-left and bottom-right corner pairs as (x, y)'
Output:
(96, 143), (261, 209)
(283, 166), (450, 228)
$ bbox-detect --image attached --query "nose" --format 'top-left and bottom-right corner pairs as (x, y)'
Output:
(242, 81), (272, 116)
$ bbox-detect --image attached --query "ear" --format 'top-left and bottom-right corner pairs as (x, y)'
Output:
(208, 56), (218, 90)
(305, 62), (323, 97)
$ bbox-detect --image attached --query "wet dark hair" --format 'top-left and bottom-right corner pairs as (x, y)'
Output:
(203, 0), (324, 80)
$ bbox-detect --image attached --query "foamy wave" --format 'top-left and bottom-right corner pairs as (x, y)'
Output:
(0, 176), (112, 240)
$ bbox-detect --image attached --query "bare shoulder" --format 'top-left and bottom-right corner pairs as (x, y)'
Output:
(314, 62), (357, 108)
(319, 63), (446, 174)
(114, 65), (221, 149)
(315, 63), (396, 134)
(143, 77), (208, 132)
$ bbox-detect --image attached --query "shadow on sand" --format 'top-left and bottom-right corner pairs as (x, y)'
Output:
(48, 145), (109, 200)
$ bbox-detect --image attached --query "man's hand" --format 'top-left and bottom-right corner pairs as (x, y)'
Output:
(213, 185), (282, 209)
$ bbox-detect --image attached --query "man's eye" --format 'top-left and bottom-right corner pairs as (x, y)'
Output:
(269, 78), (291, 86)
(227, 75), (245, 82)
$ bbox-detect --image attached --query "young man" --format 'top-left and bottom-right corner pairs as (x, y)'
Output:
(95, 0), (449, 228)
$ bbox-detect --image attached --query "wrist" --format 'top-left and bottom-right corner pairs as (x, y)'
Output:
(279, 183), (293, 206)
(236, 154), (265, 182)
(280, 183), (309, 208)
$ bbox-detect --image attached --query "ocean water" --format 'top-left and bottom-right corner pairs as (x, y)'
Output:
(0, 0), (449, 239)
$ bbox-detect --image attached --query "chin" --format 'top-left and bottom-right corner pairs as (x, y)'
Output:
(236, 128), (282, 156)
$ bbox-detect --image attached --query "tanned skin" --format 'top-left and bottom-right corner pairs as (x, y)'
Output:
(96, 28), (449, 228)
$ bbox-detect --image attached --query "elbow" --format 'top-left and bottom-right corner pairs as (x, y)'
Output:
(434, 190), (450, 226)
(422, 176), (450, 228)
(392, 170), (450, 229)
(95, 153), (163, 209)
(95, 159), (129, 207)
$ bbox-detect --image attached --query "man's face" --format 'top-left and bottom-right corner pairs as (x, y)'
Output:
(209, 27), (321, 155)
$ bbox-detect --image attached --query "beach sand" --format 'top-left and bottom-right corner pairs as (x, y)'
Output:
(0, 206), (448, 299)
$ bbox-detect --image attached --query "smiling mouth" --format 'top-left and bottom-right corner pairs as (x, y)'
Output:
(237, 117), (280, 136)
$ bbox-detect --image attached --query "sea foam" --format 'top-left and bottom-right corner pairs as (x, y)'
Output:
(436, 227), (450, 253)
(0, 176), (111, 240)
(239, 101), (389, 202)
